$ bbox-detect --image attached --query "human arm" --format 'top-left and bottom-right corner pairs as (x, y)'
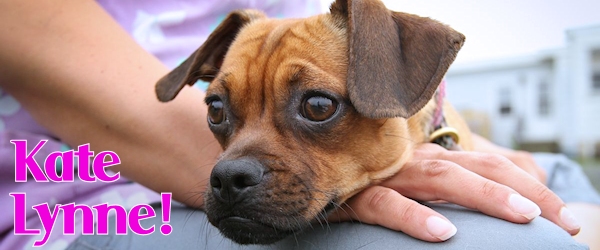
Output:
(0, 0), (220, 208)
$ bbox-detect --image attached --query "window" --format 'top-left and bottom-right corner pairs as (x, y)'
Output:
(593, 72), (600, 91)
(538, 82), (551, 116)
(593, 49), (600, 91)
(499, 88), (512, 115)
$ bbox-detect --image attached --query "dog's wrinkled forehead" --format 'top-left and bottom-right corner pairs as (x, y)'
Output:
(207, 16), (348, 117)
(209, 16), (347, 99)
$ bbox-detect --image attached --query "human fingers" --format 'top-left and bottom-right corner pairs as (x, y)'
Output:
(471, 134), (546, 183)
(506, 150), (547, 184)
(329, 185), (457, 242)
(419, 144), (580, 235)
(384, 158), (541, 225)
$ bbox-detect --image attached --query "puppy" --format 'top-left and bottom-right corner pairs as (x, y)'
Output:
(155, 0), (473, 245)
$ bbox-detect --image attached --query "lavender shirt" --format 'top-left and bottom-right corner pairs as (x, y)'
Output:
(0, 1), (321, 249)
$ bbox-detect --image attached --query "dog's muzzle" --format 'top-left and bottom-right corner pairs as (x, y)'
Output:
(206, 158), (293, 244)
(205, 157), (338, 244)
(210, 158), (265, 203)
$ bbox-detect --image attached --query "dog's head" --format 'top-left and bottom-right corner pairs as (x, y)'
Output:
(156, 0), (464, 245)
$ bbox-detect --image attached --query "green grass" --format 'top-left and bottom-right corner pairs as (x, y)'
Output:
(575, 157), (600, 192)
(575, 157), (600, 169)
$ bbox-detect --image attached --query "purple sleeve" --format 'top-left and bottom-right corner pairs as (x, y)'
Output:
(0, 130), (66, 182)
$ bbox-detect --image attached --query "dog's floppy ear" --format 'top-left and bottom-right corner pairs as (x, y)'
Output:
(331, 0), (465, 118)
(155, 10), (266, 102)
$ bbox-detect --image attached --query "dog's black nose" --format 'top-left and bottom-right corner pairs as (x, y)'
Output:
(210, 158), (265, 203)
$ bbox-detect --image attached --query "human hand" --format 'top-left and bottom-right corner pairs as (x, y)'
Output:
(504, 150), (547, 183)
(471, 134), (546, 183)
(329, 143), (581, 242)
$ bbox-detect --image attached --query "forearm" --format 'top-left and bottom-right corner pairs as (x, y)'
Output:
(0, 0), (219, 207)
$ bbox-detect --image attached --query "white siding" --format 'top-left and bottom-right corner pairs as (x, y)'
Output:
(445, 25), (600, 157)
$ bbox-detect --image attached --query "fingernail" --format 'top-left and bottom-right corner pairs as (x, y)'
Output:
(560, 207), (581, 231)
(426, 216), (457, 241)
(508, 194), (541, 220)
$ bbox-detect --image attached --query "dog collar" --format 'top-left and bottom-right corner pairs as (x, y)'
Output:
(429, 80), (462, 150)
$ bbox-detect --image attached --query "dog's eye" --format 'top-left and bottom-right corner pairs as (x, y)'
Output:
(301, 96), (338, 122)
(208, 100), (225, 125)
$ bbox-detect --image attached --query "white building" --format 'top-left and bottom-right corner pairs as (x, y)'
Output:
(446, 24), (600, 158)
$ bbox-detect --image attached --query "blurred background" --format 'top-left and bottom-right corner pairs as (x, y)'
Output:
(320, 0), (600, 190)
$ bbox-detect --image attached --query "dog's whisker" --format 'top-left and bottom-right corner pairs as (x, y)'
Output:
(180, 189), (207, 210)
(204, 220), (213, 247)
(340, 202), (362, 224)
(384, 133), (418, 143)
(316, 212), (328, 229)
(182, 208), (197, 228)
(381, 118), (390, 128)
(289, 221), (300, 247)
(294, 215), (311, 230)
(184, 178), (210, 203)
(198, 138), (220, 151)
(316, 210), (331, 231)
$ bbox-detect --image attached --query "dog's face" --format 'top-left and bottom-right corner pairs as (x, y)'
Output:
(199, 14), (416, 244)
(156, 0), (464, 245)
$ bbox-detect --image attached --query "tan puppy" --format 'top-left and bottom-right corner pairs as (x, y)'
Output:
(156, 0), (473, 245)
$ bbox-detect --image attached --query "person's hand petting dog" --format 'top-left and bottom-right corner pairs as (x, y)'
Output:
(330, 142), (580, 242)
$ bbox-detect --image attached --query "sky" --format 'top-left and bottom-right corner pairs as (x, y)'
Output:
(320, 0), (600, 64)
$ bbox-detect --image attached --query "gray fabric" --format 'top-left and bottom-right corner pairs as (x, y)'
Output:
(67, 203), (586, 250)
(68, 152), (598, 249)
(534, 153), (600, 205)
